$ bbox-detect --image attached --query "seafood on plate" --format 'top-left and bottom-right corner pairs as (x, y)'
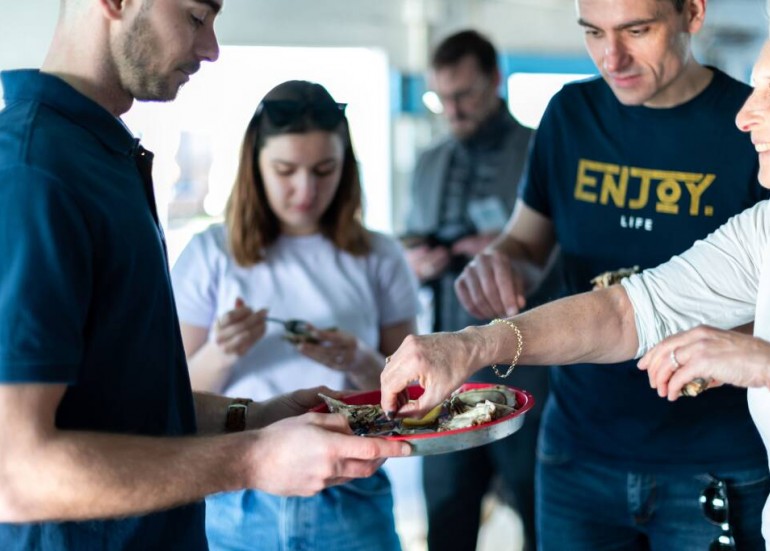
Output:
(318, 385), (519, 436)
(318, 393), (386, 434)
(440, 386), (517, 431)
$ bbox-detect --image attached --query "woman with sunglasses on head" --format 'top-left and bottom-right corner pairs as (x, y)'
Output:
(171, 80), (418, 551)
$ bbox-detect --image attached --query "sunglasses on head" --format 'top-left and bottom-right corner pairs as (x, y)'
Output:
(700, 478), (736, 551)
(255, 99), (347, 130)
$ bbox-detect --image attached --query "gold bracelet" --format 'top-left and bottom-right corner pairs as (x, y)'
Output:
(489, 319), (523, 378)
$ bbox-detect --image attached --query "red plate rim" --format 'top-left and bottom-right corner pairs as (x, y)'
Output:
(311, 382), (535, 441)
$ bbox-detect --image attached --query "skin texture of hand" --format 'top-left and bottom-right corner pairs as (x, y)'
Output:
(638, 325), (770, 401)
(214, 298), (267, 358)
(297, 329), (384, 390)
(250, 412), (412, 496)
(297, 327), (358, 372)
(454, 250), (526, 319)
(405, 245), (451, 282)
(379, 330), (484, 417)
(250, 386), (345, 428)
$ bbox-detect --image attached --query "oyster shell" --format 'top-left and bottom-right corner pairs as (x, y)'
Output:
(591, 265), (640, 289)
(439, 386), (517, 431)
(318, 393), (387, 435)
(319, 385), (519, 436)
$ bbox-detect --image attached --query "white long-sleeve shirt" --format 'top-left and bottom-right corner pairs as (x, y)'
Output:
(622, 199), (770, 545)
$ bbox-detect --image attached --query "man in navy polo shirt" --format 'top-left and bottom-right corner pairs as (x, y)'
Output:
(0, 1), (410, 550)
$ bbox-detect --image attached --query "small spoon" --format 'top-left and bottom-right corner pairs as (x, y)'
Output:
(266, 317), (313, 335)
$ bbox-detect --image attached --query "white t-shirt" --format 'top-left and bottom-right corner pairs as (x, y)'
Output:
(171, 224), (419, 402)
(622, 200), (770, 546)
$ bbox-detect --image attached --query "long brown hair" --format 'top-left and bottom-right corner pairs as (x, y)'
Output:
(226, 80), (371, 266)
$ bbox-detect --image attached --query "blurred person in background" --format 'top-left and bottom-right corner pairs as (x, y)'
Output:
(401, 29), (549, 551)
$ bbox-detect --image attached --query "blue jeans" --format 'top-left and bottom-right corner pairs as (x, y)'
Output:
(536, 443), (770, 551)
(205, 469), (401, 551)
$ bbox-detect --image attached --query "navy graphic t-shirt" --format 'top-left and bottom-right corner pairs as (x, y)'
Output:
(521, 68), (769, 470)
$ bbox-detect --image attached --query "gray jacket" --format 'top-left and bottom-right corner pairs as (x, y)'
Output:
(405, 108), (533, 236)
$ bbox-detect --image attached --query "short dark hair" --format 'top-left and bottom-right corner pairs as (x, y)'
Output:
(431, 30), (498, 76)
(666, 0), (685, 13)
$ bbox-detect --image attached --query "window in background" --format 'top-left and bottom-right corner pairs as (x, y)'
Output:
(122, 46), (390, 264)
(506, 72), (593, 128)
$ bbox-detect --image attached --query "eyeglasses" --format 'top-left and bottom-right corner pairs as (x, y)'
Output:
(255, 99), (347, 130)
(700, 477), (736, 551)
(433, 77), (490, 107)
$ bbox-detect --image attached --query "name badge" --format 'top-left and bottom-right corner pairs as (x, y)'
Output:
(468, 197), (510, 233)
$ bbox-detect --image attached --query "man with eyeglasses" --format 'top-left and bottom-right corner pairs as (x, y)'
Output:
(401, 29), (549, 551)
(394, 1), (770, 549)
(0, 1), (410, 550)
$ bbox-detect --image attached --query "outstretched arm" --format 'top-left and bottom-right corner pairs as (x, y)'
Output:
(0, 384), (411, 523)
(381, 285), (638, 416)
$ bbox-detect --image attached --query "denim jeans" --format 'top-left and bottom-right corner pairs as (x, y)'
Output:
(536, 444), (770, 551)
(205, 469), (401, 551)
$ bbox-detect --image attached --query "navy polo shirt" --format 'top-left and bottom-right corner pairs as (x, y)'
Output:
(0, 70), (206, 550)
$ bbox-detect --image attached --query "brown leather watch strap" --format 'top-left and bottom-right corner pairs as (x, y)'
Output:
(225, 398), (253, 432)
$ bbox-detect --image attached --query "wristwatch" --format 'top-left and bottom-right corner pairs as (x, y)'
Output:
(225, 398), (253, 432)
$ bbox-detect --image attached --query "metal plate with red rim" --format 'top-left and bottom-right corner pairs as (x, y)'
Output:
(311, 383), (534, 456)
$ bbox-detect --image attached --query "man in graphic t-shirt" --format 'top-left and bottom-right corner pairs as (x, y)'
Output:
(454, 0), (770, 548)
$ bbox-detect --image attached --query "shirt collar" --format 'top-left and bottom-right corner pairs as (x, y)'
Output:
(1, 69), (138, 156)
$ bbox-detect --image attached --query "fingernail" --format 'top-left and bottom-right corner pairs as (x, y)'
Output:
(401, 443), (412, 455)
(385, 411), (396, 420)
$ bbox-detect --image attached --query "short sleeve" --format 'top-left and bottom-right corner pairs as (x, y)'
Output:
(368, 233), (420, 326)
(519, 97), (557, 218)
(0, 165), (91, 382)
(170, 227), (221, 329)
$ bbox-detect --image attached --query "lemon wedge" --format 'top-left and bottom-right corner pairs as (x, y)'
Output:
(401, 403), (443, 427)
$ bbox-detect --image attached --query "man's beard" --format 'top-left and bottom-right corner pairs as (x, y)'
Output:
(118, 6), (187, 102)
